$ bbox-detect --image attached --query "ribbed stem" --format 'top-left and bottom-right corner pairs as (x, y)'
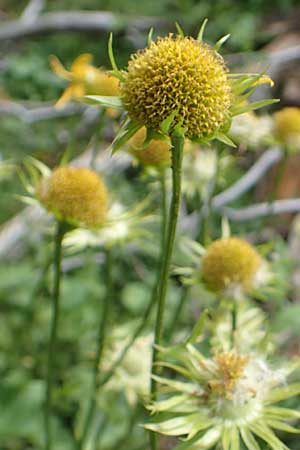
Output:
(160, 170), (168, 248)
(78, 248), (113, 448)
(166, 286), (189, 341)
(231, 300), (238, 348)
(198, 149), (220, 246)
(149, 131), (184, 450)
(45, 221), (65, 450)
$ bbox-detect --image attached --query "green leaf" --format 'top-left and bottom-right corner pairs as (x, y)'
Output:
(151, 374), (199, 394)
(133, 127), (166, 151)
(155, 361), (193, 379)
(215, 132), (237, 147)
(147, 394), (189, 413)
(240, 427), (261, 450)
(189, 426), (222, 449)
(85, 95), (123, 109)
(249, 422), (288, 450)
(197, 18), (208, 42)
(231, 73), (263, 96)
(230, 426), (240, 450)
(175, 22), (185, 37)
(231, 98), (279, 116)
(148, 27), (154, 45)
(214, 34), (230, 52)
(221, 427), (231, 450)
(145, 413), (201, 436)
(186, 310), (209, 344)
(266, 383), (300, 403)
(108, 33), (125, 81)
(160, 109), (178, 135)
(264, 406), (300, 420)
(184, 417), (213, 440)
(110, 119), (142, 154)
(266, 419), (300, 434)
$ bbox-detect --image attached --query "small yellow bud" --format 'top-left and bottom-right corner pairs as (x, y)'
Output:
(201, 237), (261, 293)
(273, 107), (300, 147)
(129, 127), (171, 167)
(38, 166), (108, 228)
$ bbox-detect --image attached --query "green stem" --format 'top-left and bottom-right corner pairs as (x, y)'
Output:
(231, 300), (237, 348)
(166, 286), (189, 341)
(45, 221), (65, 450)
(78, 248), (113, 448)
(160, 170), (168, 248)
(150, 131), (185, 450)
(198, 149), (220, 246)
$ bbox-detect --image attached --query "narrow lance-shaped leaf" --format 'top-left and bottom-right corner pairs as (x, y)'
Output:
(214, 34), (230, 52)
(231, 98), (279, 117)
(186, 310), (209, 344)
(197, 18), (208, 42)
(175, 22), (185, 37)
(108, 33), (125, 81)
(85, 95), (123, 109)
(110, 119), (142, 154)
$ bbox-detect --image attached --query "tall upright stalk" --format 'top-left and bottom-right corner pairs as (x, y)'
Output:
(231, 300), (238, 348)
(45, 221), (65, 450)
(78, 248), (113, 449)
(160, 170), (168, 248)
(149, 130), (185, 450)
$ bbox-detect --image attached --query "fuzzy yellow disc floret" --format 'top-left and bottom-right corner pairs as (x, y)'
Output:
(38, 166), (108, 228)
(121, 35), (232, 140)
(129, 127), (171, 167)
(201, 237), (261, 293)
(273, 107), (300, 144)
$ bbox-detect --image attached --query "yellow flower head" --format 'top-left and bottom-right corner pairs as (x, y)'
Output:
(51, 54), (120, 108)
(128, 127), (171, 168)
(37, 166), (108, 228)
(209, 352), (249, 399)
(147, 343), (300, 450)
(121, 35), (232, 140)
(201, 237), (261, 293)
(273, 107), (300, 147)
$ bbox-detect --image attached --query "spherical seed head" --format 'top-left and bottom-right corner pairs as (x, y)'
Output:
(129, 127), (171, 167)
(274, 107), (300, 145)
(201, 237), (261, 293)
(121, 35), (232, 140)
(38, 167), (108, 228)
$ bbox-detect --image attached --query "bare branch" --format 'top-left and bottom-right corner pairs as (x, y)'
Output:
(212, 147), (283, 209)
(0, 11), (166, 41)
(21, 0), (46, 24)
(0, 101), (89, 123)
(221, 198), (300, 222)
